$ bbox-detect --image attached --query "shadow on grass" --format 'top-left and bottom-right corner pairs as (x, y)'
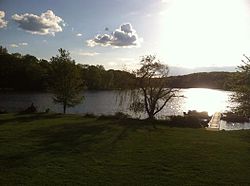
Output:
(0, 120), (112, 169)
(239, 130), (250, 144)
(34, 122), (110, 154)
(0, 113), (63, 125)
(110, 124), (132, 146)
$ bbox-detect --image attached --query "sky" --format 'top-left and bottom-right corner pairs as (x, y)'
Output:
(1, 0), (250, 74)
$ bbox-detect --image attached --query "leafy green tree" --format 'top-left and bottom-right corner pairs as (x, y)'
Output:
(230, 54), (250, 116)
(129, 55), (178, 122)
(49, 48), (84, 114)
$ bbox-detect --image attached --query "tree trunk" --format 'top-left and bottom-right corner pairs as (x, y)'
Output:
(147, 108), (155, 119)
(63, 104), (66, 114)
(147, 112), (157, 129)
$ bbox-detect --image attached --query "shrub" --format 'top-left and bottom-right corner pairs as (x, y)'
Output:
(20, 103), (37, 114)
(114, 112), (130, 119)
(221, 112), (249, 123)
(98, 112), (130, 120)
(84, 113), (97, 118)
(0, 109), (7, 114)
(184, 110), (210, 120)
(169, 116), (202, 128)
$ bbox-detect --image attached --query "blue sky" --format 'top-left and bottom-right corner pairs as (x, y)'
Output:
(1, 0), (250, 74)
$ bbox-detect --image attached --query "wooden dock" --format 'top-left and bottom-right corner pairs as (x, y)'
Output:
(206, 112), (221, 131)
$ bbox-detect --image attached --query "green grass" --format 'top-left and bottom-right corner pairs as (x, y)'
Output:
(0, 113), (250, 185)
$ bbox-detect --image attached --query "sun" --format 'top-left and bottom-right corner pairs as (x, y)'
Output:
(160, 0), (250, 68)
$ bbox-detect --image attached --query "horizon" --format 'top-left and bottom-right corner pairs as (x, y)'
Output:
(0, 0), (249, 73)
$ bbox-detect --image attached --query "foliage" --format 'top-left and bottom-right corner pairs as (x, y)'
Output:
(98, 112), (131, 120)
(20, 103), (37, 114)
(221, 112), (249, 123)
(129, 55), (178, 121)
(0, 46), (136, 91)
(168, 115), (203, 128)
(0, 49), (50, 91)
(168, 71), (233, 90)
(80, 64), (136, 90)
(0, 46), (8, 54)
(49, 48), (84, 113)
(184, 110), (210, 120)
(229, 54), (250, 116)
(0, 45), (234, 91)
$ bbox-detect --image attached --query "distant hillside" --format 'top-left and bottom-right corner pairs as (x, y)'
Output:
(169, 66), (236, 76)
(0, 46), (234, 91)
(168, 72), (234, 90)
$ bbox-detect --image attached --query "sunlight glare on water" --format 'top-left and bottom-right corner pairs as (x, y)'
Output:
(181, 88), (231, 116)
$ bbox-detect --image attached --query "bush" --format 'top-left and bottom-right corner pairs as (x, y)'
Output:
(184, 110), (210, 120)
(114, 112), (130, 119)
(98, 112), (130, 120)
(169, 116), (202, 128)
(20, 103), (37, 114)
(221, 112), (249, 123)
(0, 109), (7, 114)
(84, 113), (97, 118)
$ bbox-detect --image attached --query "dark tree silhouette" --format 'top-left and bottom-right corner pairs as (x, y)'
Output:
(0, 46), (7, 54)
(230, 54), (250, 116)
(129, 55), (179, 123)
(49, 48), (84, 114)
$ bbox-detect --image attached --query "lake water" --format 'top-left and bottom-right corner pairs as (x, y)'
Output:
(0, 88), (232, 118)
(1, 88), (249, 131)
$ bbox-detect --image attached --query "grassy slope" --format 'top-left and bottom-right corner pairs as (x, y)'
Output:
(0, 113), (249, 186)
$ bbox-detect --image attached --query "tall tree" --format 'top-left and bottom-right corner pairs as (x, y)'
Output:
(49, 48), (84, 114)
(230, 54), (250, 116)
(129, 55), (178, 122)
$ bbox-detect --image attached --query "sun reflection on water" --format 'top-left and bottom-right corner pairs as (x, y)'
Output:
(180, 88), (232, 116)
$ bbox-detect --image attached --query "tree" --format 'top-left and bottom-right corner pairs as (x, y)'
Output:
(49, 48), (84, 114)
(0, 46), (7, 54)
(129, 55), (178, 122)
(229, 54), (250, 116)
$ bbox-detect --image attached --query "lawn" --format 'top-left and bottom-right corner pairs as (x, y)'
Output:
(0, 113), (249, 185)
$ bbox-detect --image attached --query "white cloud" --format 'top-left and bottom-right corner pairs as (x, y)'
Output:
(87, 23), (143, 48)
(146, 14), (152, 17)
(77, 52), (100, 56)
(12, 10), (64, 35)
(108, 62), (117, 66)
(161, 0), (170, 3)
(119, 58), (138, 68)
(118, 57), (135, 62)
(76, 33), (82, 37)
(10, 42), (28, 48)
(159, 11), (167, 16)
(19, 42), (28, 46)
(10, 44), (19, 48)
(0, 11), (8, 28)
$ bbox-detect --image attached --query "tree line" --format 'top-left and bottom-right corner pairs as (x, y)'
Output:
(0, 46), (233, 91)
(0, 47), (179, 118)
(168, 71), (234, 90)
(0, 46), (136, 91)
(1, 46), (249, 118)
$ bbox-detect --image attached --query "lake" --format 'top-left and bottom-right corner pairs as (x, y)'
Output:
(0, 88), (232, 118)
(3, 87), (250, 131)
